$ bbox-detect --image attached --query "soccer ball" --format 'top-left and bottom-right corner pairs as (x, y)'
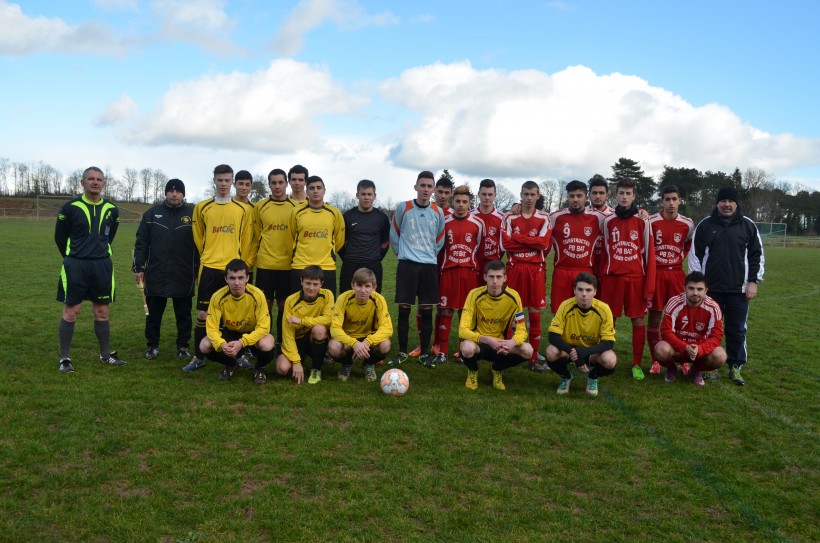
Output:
(380, 368), (410, 396)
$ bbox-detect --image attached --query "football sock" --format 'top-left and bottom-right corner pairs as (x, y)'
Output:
(58, 318), (75, 359)
(461, 354), (479, 371)
(419, 307), (433, 354)
(256, 347), (274, 369)
(647, 327), (660, 360)
(194, 318), (207, 359)
(94, 319), (111, 359)
(438, 314), (453, 354)
(632, 323), (646, 366)
(416, 313), (422, 345)
(528, 312), (541, 362)
(275, 305), (285, 349)
(310, 338), (329, 371)
(588, 364), (615, 379)
(550, 356), (572, 379)
(397, 306), (411, 353)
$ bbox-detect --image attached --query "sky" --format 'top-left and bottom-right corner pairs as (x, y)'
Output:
(2, 0), (819, 202)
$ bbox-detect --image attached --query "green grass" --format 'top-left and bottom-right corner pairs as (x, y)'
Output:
(0, 220), (817, 543)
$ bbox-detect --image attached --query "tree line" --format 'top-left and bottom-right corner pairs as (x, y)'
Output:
(1, 156), (818, 235)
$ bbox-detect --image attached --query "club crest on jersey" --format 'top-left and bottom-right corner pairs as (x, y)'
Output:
(674, 233), (682, 242)
(528, 229), (538, 236)
(584, 227), (592, 236)
(182, 216), (192, 224)
(696, 322), (705, 332)
(630, 230), (639, 241)
(489, 227), (497, 236)
(465, 233), (473, 243)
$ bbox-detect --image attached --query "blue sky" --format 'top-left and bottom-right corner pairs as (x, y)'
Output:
(2, 0), (819, 201)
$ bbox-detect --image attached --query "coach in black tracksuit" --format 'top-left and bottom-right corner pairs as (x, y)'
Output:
(688, 186), (764, 386)
(133, 179), (199, 360)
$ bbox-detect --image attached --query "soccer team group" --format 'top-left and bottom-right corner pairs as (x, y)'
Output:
(56, 164), (765, 396)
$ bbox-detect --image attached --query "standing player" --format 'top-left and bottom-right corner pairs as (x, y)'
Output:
(183, 164), (254, 372)
(288, 164), (308, 203)
(133, 178), (198, 361)
(459, 260), (532, 390)
(289, 175), (345, 295)
(546, 272), (617, 396)
(388, 171), (445, 367)
(339, 179), (390, 293)
(200, 259), (275, 382)
(654, 271), (726, 386)
(435, 177), (454, 216)
(275, 266), (334, 385)
(471, 178), (506, 277)
(55, 166), (126, 372)
(588, 177), (614, 215)
(254, 168), (304, 343)
(328, 268), (393, 382)
(646, 185), (694, 375)
(548, 180), (602, 314)
(233, 170), (254, 205)
(436, 185), (484, 362)
(599, 178), (656, 380)
(500, 180), (552, 371)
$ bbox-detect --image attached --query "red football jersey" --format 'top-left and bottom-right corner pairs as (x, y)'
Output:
(501, 209), (552, 265)
(441, 213), (484, 271)
(549, 209), (602, 269)
(661, 294), (724, 356)
(471, 207), (505, 269)
(648, 213), (694, 270)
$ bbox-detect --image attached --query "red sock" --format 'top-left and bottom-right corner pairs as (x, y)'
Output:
(528, 312), (541, 362)
(632, 324), (646, 366)
(438, 314), (452, 355)
(647, 327), (660, 361)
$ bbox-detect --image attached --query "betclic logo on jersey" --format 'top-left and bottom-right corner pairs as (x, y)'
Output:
(212, 223), (236, 234)
(303, 229), (329, 238)
(266, 223), (287, 231)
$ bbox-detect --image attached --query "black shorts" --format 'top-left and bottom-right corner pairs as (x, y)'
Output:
(475, 343), (526, 367)
(395, 260), (438, 306)
(291, 269), (336, 297)
(255, 268), (294, 304)
(217, 329), (257, 354)
(57, 257), (114, 306)
(197, 267), (226, 311)
(339, 260), (383, 294)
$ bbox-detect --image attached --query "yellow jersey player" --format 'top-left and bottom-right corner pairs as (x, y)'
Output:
(546, 272), (617, 397)
(328, 268), (393, 382)
(459, 260), (533, 391)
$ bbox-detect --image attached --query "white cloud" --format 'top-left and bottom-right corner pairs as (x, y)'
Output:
(381, 62), (820, 180)
(95, 94), (138, 126)
(0, 1), (124, 55)
(273, 0), (398, 56)
(149, 0), (241, 55)
(124, 59), (368, 152)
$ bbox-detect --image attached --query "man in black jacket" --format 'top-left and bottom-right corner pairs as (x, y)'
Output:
(689, 187), (764, 385)
(133, 179), (199, 360)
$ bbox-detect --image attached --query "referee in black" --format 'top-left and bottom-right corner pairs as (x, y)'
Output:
(55, 166), (127, 372)
(338, 179), (390, 293)
(133, 179), (198, 361)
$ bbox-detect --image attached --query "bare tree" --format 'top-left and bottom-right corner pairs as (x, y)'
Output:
(495, 183), (517, 212)
(140, 168), (152, 203)
(326, 190), (357, 212)
(152, 169), (168, 203)
(122, 168), (139, 202)
(0, 158), (9, 195)
(539, 179), (562, 212)
(66, 169), (83, 195)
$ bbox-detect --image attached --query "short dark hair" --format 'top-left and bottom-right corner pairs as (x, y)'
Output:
(661, 184), (680, 197)
(214, 164), (233, 176)
(588, 177), (609, 191)
(685, 271), (707, 287)
(300, 265), (325, 282)
(268, 168), (286, 181)
(478, 178), (496, 192)
(417, 171), (435, 182)
(616, 178), (636, 191)
(521, 180), (539, 192)
(307, 175), (324, 189)
(234, 170), (253, 182)
(225, 259), (249, 276)
(566, 180), (587, 194)
(484, 259), (506, 274)
(82, 166), (104, 181)
(289, 164), (308, 180)
(574, 272), (598, 289)
(357, 179), (376, 192)
(352, 267), (377, 286)
(436, 177), (454, 190)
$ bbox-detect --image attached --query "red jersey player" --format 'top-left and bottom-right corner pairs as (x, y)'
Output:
(654, 271), (726, 386)
(471, 178), (506, 274)
(599, 178), (656, 380)
(646, 185), (695, 375)
(549, 180), (602, 314)
(501, 180), (552, 370)
(436, 185), (484, 361)
(588, 176), (614, 216)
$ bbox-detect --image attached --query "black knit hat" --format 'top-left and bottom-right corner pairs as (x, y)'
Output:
(165, 178), (185, 195)
(716, 186), (738, 203)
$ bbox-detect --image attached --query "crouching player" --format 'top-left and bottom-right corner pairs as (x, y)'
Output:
(328, 268), (393, 382)
(458, 260), (533, 391)
(275, 266), (334, 385)
(653, 271), (726, 386)
(546, 272), (617, 396)
(201, 259), (275, 382)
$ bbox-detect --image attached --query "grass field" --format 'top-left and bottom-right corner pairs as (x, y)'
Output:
(0, 220), (817, 543)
